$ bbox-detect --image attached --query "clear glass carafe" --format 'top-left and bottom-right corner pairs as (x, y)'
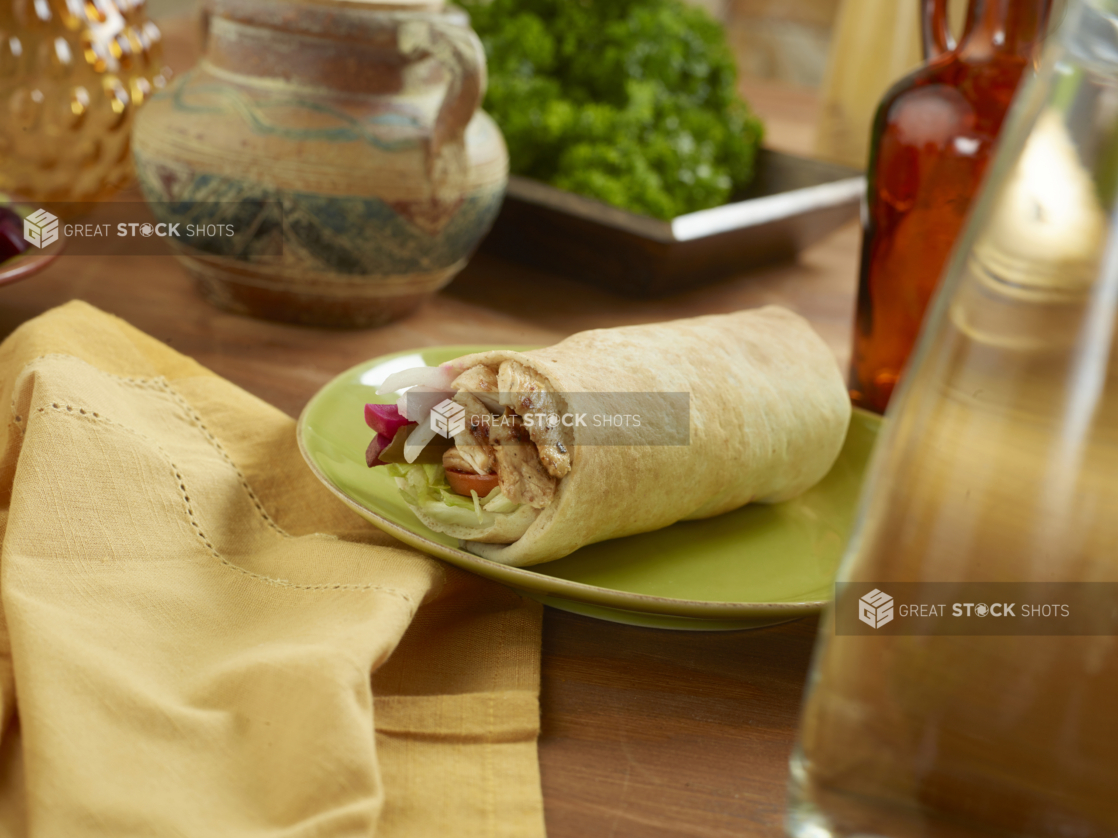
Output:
(789, 1), (1118, 835)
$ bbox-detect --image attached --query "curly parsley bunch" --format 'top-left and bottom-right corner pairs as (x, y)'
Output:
(461, 0), (764, 220)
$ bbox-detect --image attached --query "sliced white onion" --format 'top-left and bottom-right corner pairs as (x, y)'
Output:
(404, 421), (440, 463)
(397, 385), (454, 422)
(376, 365), (456, 395)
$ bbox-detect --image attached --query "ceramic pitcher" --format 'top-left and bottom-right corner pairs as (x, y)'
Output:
(132, 0), (508, 327)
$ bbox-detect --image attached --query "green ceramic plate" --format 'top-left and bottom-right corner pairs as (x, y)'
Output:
(297, 346), (880, 631)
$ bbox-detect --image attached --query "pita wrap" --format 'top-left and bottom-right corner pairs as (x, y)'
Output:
(395, 306), (850, 566)
(409, 500), (540, 543)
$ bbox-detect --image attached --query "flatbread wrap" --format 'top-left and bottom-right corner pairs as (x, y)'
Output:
(365, 306), (851, 567)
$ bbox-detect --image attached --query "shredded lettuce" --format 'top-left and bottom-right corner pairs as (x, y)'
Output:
(386, 463), (520, 528)
(482, 492), (520, 514)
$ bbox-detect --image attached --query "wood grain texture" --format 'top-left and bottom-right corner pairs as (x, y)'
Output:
(0, 17), (862, 836)
(539, 613), (822, 838)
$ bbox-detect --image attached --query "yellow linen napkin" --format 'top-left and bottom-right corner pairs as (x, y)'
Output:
(0, 301), (545, 837)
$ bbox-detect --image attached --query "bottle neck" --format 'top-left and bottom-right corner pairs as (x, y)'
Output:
(958, 0), (1053, 60)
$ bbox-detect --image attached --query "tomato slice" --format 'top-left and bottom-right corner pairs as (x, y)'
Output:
(445, 469), (500, 498)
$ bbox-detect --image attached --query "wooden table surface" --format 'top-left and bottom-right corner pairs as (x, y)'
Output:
(1, 21), (863, 837)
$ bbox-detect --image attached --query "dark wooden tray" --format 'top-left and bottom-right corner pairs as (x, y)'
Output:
(479, 149), (864, 297)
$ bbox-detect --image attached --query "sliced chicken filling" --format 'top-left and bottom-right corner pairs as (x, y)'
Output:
(488, 411), (556, 509)
(449, 391), (496, 475)
(497, 360), (572, 479)
(440, 361), (569, 509)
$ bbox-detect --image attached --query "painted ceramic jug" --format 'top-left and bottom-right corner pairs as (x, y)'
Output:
(0, 0), (168, 206)
(132, 0), (507, 327)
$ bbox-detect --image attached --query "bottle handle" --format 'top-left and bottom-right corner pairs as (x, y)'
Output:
(921, 0), (956, 61)
(398, 17), (486, 199)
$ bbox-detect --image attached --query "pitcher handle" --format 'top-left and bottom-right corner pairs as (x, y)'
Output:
(922, 0), (956, 61)
(398, 17), (486, 197)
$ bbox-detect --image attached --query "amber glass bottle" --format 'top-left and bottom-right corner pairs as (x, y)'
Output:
(849, 0), (1052, 413)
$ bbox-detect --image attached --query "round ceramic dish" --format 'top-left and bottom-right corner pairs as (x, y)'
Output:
(0, 250), (60, 287)
(0, 211), (63, 287)
(298, 346), (881, 631)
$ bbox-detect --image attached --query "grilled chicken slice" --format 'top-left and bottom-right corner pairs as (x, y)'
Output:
(489, 411), (556, 509)
(450, 391), (496, 474)
(442, 446), (478, 473)
(452, 364), (503, 413)
(497, 360), (572, 479)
